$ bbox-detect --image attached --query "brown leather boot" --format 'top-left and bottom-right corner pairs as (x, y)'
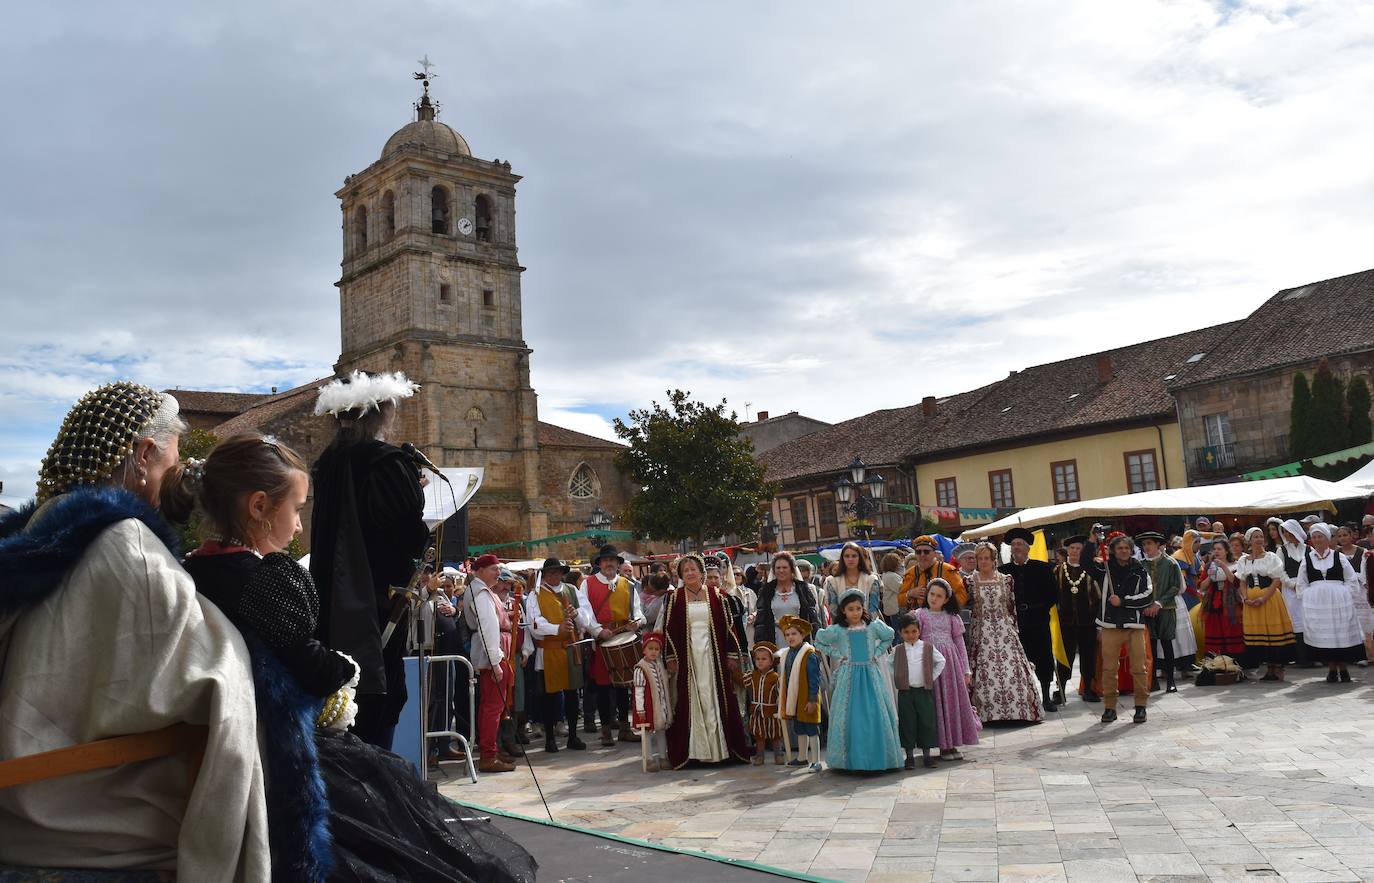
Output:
(599, 726), (616, 747)
(618, 721), (641, 742)
(479, 755), (515, 773)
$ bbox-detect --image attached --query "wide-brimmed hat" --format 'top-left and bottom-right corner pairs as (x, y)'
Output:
(1061, 534), (1088, 548)
(541, 557), (570, 574)
(1135, 530), (1166, 545)
(593, 544), (625, 565)
(778, 614), (812, 637)
(1004, 527), (1035, 545)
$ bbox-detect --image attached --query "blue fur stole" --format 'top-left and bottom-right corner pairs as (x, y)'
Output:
(0, 486), (333, 880)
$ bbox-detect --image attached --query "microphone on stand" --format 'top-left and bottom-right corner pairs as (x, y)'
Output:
(401, 442), (451, 483)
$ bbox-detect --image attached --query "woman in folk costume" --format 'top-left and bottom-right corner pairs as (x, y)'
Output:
(823, 541), (882, 622)
(660, 554), (751, 767)
(0, 384), (268, 879)
(1296, 523), (1367, 683)
(309, 371), (430, 752)
(1199, 538), (1246, 658)
(1276, 518), (1310, 665)
(753, 550), (823, 647)
(1335, 525), (1374, 645)
(1233, 527), (1296, 680)
(631, 632), (673, 771)
(1173, 530), (1203, 605)
(914, 579), (981, 758)
(169, 435), (533, 881)
(967, 542), (1044, 723)
(814, 587), (904, 771)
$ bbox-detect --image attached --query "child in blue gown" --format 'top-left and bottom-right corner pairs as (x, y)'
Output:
(813, 587), (904, 771)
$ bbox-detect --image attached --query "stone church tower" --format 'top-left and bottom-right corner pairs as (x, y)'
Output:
(332, 75), (548, 546)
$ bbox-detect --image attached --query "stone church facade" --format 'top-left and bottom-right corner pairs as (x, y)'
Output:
(181, 79), (636, 560)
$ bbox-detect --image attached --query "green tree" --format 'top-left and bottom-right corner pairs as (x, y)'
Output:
(1308, 360), (1348, 457)
(1289, 371), (1312, 459)
(613, 390), (777, 551)
(173, 428), (218, 551)
(1347, 375), (1373, 447)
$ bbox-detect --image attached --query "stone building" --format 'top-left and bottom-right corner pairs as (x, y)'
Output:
(182, 75), (637, 560)
(739, 410), (830, 456)
(1170, 267), (1374, 484)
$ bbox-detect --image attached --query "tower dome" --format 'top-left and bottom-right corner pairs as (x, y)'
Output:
(381, 77), (471, 160)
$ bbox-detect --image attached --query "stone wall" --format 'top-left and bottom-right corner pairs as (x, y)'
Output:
(1175, 353), (1374, 483)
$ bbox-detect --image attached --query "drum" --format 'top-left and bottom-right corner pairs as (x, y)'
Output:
(599, 631), (643, 687)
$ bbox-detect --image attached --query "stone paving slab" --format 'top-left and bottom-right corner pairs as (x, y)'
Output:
(440, 668), (1374, 881)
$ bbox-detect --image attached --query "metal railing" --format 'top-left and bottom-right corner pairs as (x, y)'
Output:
(418, 653), (478, 784)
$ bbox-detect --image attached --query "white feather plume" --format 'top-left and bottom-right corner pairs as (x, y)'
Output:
(314, 371), (419, 416)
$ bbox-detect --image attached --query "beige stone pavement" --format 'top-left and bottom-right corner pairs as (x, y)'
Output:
(438, 669), (1374, 882)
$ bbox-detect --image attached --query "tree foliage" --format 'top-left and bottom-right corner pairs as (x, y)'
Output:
(1289, 371), (1312, 459)
(173, 428), (218, 551)
(1347, 375), (1373, 448)
(1308, 360), (1348, 457)
(613, 390), (777, 550)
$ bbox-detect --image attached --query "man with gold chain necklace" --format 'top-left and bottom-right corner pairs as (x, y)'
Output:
(1054, 534), (1103, 704)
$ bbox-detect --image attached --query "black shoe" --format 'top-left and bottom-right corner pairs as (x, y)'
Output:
(1083, 690), (1101, 703)
(1165, 682), (1178, 693)
(1340, 669), (1353, 683)
(1326, 671), (1339, 683)
(1133, 707), (1147, 724)
(1101, 708), (1117, 723)
(567, 734), (587, 750)
(923, 757), (938, 768)
(1052, 690), (1065, 706)
(904, 757), (915, 770)
(544, 737), (559, 754)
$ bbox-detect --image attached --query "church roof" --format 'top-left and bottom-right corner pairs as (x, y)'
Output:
(166, 389), (271, 419)
(210, 379), (330, 437)
(537, 422), (624, 450)
(382, 119), (471, 160)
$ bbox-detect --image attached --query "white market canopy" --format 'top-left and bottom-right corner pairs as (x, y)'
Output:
(1344, 458), (1374, 490)
(960, 475), (1369, 540)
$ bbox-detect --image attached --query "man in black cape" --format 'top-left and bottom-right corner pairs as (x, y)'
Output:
(999, 527), (1060, 712)
(310, 373), (430, 750)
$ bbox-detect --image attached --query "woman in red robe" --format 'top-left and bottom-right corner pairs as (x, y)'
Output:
(661, 554), (752, 768)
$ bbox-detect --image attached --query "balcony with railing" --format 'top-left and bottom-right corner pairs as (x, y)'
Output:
(1192, 434), (1290, 476)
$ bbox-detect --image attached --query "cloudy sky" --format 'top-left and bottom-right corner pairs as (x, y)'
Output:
(3, 0), (1374, 504)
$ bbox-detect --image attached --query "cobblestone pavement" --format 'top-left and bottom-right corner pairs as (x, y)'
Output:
(439, 669), (1374, 882)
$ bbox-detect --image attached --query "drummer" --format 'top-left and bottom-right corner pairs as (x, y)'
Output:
(580, 543), (646, 746)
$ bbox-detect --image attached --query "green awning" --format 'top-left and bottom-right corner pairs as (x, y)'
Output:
(1240, 439), (1374, 481)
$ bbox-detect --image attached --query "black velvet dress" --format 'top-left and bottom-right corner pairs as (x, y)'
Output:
(183, 548), (536, 883)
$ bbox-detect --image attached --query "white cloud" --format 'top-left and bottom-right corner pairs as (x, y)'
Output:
(3, 0), (1374, 499)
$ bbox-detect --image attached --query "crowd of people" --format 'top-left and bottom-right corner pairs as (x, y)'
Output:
(4, 375), (1374, 880)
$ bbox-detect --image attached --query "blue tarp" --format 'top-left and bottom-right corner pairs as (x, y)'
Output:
(816, 535), (960, 562)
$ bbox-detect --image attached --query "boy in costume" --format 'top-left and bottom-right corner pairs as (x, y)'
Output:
(631, 631), (672, 771)
(776, 614), (823, 770)
(746, 642), (784, 764)
(894, 611), (944, 769)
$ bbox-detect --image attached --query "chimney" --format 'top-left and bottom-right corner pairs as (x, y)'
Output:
(921, 396), (937, 418)
(1096, 354), (1113, 385)
(271, 386), (278, 394)
(757, 411), (769, 422)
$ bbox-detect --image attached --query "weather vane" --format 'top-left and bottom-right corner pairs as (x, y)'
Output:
(413, 55), (439, 101)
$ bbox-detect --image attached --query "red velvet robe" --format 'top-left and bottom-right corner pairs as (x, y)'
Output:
(661, 587), (752, 768)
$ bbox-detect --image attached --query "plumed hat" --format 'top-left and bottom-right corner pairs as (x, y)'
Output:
(314, 370), (418, 417)
(778, 614), (812, 637)
(37, 381), (170, 503)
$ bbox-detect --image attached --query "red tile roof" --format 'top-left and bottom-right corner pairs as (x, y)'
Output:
(538, 422), (624, 449)
(165, 389), (270, 417)
(211, 379), (331, 437)
(760, 321), (1244, 483)
(1171, 267), (1374, 387)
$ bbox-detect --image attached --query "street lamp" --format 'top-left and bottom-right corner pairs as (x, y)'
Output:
(835, 456), (885, 541)
(586, 506), (612, 548)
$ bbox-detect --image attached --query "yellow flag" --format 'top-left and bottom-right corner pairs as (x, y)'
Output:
(1034, 529), (1070, 668)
